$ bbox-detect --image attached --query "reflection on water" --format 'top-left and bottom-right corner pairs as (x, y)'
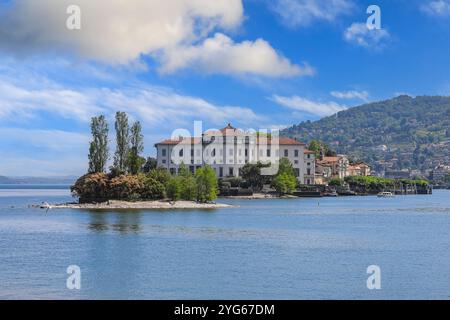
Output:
(87, 210), (143, 234)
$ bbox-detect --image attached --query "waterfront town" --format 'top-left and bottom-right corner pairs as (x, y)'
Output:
(155, 124), (445, 195)
(155, 123), (372, 186)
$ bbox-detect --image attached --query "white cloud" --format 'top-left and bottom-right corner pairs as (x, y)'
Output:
(0, 77), (264, 127)
(331, 90), (369, 101)
(422, 1), (450, 16)
(344, 22), (390, 48)
(0, 128), (89, 151)
(270, 95), (347, 117)
(0, 0), (307, 77)
(270, 0), (354, 28)
(159, 33), (315, 77)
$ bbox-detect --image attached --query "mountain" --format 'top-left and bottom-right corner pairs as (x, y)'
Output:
(0, 176), (77, 184)
(0, 176), (13, 184)
(282, 95), (450, 174)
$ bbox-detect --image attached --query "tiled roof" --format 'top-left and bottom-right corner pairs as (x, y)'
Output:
(322, 156), (341, 162)
(154, 137), (201, 145)
(155, 124), (306, 146)
(257, 136), (306, 146)
(155, 136), (305, 146)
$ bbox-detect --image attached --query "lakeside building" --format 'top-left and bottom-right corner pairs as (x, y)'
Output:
(348, 162), (371, 177)
(316, 155), (350, 180)
(155, 124), (315, 184)
(315, 156), (371, 184)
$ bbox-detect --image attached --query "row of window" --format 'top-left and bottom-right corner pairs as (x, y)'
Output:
(160, 148), (304, 158)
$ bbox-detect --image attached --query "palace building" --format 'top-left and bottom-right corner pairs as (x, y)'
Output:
(155, 124), (315, 184)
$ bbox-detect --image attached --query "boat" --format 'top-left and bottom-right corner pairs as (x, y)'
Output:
(377, 192), (394, 198)
(324, 191), (338, 197)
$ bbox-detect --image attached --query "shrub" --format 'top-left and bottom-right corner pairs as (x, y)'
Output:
(109, 175), (144, 200)
(71, 173), (110, 200)
(138, 174), (166, 200)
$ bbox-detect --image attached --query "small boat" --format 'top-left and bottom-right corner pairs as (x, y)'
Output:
(377, 192), (394, 198)
(324, 191), (338, 197)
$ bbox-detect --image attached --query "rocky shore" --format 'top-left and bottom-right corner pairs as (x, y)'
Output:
(37, 200), (235, 210)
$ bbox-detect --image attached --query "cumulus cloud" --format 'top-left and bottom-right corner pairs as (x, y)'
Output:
(270, 0), (354, 28)
(0, 0), (306, 77)
(270, 95), (347, 117)
(159, 33), (315, 77)
(331, 90), (369, 101)
(344, 22), (390, 48)
(422, 0), (450, 16)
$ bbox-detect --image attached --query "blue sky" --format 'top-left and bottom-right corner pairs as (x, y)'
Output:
(0, 0), (449, 176)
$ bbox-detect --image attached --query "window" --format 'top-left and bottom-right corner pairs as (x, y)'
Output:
(267, 149), (271, 157)
(245, 149), (248, 157)
(179, 149), (183, 157)
(219, 167), (223, 177)
(294, 160), (299, 164)
(162, 149), (167, 157)
(284, 149), (288, 157)
(229, 167), (234, 176)
(170, 168), (175, 175)
(162, 159), (166, 164)
(294, 169), (300, 177)
(191, 149), (194, 157)
(212, 149), (216, 157)
(307, 169), (311, 175)
(295, 150), (299, 157)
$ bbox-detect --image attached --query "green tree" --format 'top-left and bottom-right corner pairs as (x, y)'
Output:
(127, 121), (145, 175)
(195, 165), (219, 203)
(166, 176), (181, 202)
(142, 157), (158, 173)
(329, 178), (343, 186)
(88, 115), (109, 173)
(178, 163), (197, 201)
(272, 158), (297, 195)
(148, 168), (171, 186)
(278, 157), (296, 176)
(112, 111), (130, 174)
(308, 140), (322, 158)
(239, 162), (268, 190)
(272, 173), (297, 195)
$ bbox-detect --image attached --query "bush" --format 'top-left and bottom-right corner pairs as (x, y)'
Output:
(109, 175), (144, 200)
(71, 173), (110, 201)
(138, 174), (166, 200)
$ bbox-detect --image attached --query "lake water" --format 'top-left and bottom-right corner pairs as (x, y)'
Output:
(1, 186), (450, 300)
